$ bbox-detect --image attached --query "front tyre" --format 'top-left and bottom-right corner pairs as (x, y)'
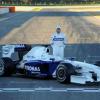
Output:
(56, 63), (75, 84)
(56, 64), (70, 83)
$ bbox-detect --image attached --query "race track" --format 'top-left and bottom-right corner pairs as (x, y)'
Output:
(0, 7), (100, 44)
(0, 75), (100, 100)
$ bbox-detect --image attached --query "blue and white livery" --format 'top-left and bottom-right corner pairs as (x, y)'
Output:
(0, 44), (100, 84)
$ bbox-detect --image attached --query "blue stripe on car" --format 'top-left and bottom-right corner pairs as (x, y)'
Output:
(25, 60), (60, 76)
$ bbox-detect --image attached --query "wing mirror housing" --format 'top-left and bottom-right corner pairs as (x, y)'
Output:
(70, 57), (76, 61)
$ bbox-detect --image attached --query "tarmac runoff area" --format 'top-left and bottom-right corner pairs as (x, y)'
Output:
(0, 75), (100, 100)
(0, 6), (100, 44)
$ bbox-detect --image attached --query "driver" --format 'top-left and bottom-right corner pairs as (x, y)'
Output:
(50, 25), (67, 59)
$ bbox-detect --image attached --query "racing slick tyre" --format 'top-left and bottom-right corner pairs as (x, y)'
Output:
(0, 58), (15, 76)
(56, 63), (75, 84)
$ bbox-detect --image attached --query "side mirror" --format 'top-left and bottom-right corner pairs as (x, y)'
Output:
(70, 57), (75, 61)
(50, 58), (55, 61)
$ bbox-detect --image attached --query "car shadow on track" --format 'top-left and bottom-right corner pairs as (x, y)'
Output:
(1, 74), (100, 88)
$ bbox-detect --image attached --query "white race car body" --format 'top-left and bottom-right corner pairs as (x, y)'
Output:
(2, 44), (100, 84)
(64, 60), (100, 84)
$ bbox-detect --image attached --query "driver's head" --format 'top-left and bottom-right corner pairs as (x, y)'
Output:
(56, 25), (61, 34)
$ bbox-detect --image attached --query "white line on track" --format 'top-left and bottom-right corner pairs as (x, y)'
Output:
(19, 89), (35, 92)
(51, 89), (67, 92)
(67, 88), (84, 91)
(2, 88), (21, 91)
(0, 90), (2, 92)
(0, 88), (100, 92)
(34, 87), (52, 91)
(0, 13), (21, 22)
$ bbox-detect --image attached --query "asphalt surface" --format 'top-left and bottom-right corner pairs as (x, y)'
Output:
(0, 12), (35, 38)
(0, 75), (100, 100)
(0, 8), (100, 100)
(1, 74), (100, 88)
(0, 8), (100, 43)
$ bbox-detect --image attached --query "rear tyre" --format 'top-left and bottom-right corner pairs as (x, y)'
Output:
(56, 63), (75, 84)
(0, 58), (15, 76)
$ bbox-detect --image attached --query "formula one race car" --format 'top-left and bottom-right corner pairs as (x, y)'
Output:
(0, 44), (100, 84)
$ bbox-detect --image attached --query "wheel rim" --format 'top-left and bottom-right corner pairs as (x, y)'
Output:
(0, 60), (4, 75)
(57, 67), (66, 81)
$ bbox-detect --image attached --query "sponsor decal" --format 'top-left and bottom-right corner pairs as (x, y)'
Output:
(15, 44), (25, 48)
(53, 38), (64, 41)
(25, 65), (40, 72)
